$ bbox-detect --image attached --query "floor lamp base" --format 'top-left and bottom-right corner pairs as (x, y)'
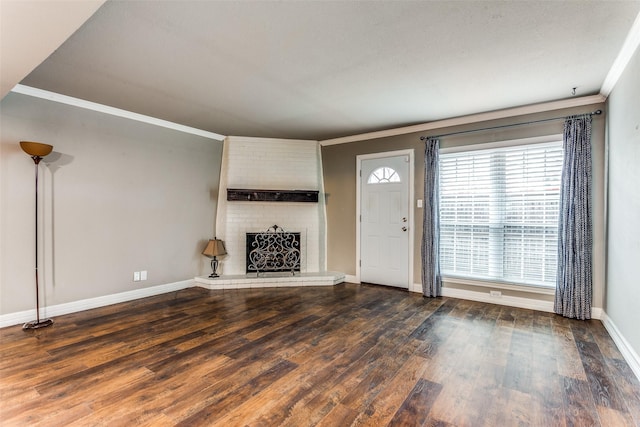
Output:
(23, 318), (54, 330)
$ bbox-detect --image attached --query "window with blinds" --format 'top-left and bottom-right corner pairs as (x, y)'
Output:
(439, 140), (563, 287)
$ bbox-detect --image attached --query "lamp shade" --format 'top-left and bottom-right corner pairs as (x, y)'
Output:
(202, 239), (227, 258)
(20, 141), (53, 157)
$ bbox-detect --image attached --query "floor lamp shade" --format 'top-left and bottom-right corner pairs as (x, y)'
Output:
(20, 141), (53, 158)
(20, 141), (54, 330)
(202, 239), (227, 278)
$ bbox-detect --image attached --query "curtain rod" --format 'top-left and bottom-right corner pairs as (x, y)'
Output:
(420, 109), (602, 141)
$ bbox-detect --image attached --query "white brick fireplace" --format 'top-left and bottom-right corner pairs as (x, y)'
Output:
(212, 136), (328, 277)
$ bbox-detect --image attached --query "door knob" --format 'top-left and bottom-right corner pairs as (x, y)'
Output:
(402, 226), (407, 232)
(402, 217), (407, 222)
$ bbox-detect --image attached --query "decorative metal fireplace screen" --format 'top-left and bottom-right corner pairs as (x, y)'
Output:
(246, 225), (301, 275)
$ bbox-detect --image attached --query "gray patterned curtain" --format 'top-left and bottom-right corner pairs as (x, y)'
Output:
(422, 137), (441, 297)
(554, 115), (593, 320)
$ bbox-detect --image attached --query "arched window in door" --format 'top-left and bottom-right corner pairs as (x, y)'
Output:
(367, 166), (401, 184)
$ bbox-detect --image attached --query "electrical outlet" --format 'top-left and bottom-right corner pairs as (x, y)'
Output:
(133, 271), (141, 282)
(489, 290), (502, 298)
(140, 270), (147, 281)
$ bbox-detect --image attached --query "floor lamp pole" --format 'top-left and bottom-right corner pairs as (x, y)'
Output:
(20, 141), (54, 330)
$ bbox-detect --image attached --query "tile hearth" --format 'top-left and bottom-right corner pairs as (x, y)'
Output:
(194, 271), (345, 290)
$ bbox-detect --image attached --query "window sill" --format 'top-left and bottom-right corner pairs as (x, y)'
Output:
(442, 275), (556, 295)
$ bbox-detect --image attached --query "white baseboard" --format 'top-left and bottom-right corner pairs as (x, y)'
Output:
(411, 283), (603, 320)
(0, 279), (194, 328)
(345, 275), (359, 284)
(591, 307), (603, 320)
(440, 286), (555, 312)
(410, 283), (422, 293)
(601, 311), (640, 382)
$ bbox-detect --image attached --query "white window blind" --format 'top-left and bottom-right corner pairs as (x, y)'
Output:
(439, 141), (563, 287)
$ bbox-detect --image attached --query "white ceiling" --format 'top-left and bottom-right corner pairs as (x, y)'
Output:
(0, 0), (106, 99)
(9, 1), (640, 141)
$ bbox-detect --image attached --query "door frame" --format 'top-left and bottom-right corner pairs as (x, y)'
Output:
(356, 149), (415, 288)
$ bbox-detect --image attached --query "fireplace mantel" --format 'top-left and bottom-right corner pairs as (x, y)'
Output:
(227, 189), (319, 203)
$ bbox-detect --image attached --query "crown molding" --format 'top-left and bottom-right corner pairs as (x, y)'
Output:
(600, 11), (640, 97)
(10, 84), (225, 141)
(320, 94), (606, 146)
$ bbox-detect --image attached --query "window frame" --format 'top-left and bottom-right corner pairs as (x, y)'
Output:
(438, 134), (563, 294)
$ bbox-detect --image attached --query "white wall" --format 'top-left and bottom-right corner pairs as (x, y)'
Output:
(0, 92), (223, 315)
(605, 47), (640, 355)
(215, 136), (326, 275)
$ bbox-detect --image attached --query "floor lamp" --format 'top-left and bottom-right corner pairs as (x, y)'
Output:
(20, 141), (54, 329)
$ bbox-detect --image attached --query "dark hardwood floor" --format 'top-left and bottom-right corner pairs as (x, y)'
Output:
(1, 283), (639, 426)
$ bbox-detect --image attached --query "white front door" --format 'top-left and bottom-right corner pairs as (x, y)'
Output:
(360, 153), (411, 288)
